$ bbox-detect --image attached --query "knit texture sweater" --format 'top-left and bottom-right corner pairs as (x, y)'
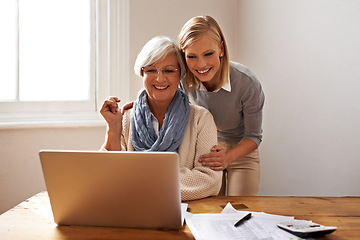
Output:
(119, 104), (222, 201)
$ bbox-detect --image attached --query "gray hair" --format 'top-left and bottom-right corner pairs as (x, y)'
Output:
(134, 36), (186, 79)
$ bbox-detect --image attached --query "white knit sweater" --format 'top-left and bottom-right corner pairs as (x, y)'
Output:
(120, 104), (222, 201)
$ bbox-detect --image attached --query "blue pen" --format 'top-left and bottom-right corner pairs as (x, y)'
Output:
(234, 213), (252, 227)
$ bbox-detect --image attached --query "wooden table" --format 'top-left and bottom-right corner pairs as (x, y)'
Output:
(0, 192), (359, 239)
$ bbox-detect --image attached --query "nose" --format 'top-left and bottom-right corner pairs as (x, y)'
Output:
(156, 70), (167, 81)
(196, 57), (207, 68)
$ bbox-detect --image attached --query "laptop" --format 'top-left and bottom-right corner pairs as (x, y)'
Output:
(39, 150), (184, 229)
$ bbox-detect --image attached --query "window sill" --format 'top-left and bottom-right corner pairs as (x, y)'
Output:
(0, 112), (106, 129)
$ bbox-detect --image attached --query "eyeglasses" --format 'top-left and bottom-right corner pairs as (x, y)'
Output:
(142, 66), (180, 77)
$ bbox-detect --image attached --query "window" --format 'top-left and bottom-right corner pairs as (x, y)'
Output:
(0, 0), (130, 127)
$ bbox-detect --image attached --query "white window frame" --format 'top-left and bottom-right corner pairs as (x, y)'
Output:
(0, 0), (130, 129)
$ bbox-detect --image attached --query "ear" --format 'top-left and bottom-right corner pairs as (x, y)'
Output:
(219, 41), (225, 57)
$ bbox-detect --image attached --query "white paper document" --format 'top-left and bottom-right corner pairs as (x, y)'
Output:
(185, 202), (302, 240)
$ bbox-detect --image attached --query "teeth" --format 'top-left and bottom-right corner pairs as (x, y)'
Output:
(154, 85), (168, 90)
(198, 68), (210, 74)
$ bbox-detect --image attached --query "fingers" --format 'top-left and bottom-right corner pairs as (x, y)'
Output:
(121, 101), (134, 115)
(100, 97), (120, 114)
(199, 154), (223, 167)
(101, 98), (134, 116)
(211, 145), (222, 152)
(199, 152), (219, 162)
(99, 97), (123, 125)
(201, 145), (224, 159)
(108, 96), (120, 102)
(210, 166), (225, 171)
(108, 97), (121, 114)
(199, 145), (227, 171)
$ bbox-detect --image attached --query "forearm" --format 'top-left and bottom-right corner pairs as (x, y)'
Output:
(103, 125), (122, 151)
(180, 167), (222, 201)
(226, 138), (258, 164)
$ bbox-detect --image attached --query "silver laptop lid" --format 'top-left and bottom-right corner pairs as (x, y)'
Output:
(39, 150), (182, 229)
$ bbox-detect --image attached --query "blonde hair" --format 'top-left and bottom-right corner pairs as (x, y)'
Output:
(179, 15), (229, 92)
(134, 36), (186, 79)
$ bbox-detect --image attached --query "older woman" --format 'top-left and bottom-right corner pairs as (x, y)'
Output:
(100, 36), (222, 201)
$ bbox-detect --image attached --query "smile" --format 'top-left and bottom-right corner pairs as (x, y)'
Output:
(197, 68), (211, 74)
(154, 85), (169, 90)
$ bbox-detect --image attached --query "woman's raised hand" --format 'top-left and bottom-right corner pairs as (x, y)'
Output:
(100, 96), (123, 126)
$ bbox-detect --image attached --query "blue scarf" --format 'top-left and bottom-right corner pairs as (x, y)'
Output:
(130, 88), (190, 152)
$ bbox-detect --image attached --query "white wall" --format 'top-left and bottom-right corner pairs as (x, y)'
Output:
(235, 0), (360, 196)
(1, 0), (359, 214)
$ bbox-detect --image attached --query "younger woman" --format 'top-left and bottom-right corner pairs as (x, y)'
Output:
(179, 15), (265, 196)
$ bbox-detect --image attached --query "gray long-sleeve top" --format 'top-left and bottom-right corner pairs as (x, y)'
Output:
(182, 61), (265, 146)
